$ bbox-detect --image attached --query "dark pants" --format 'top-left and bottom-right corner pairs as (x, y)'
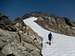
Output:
(48, 36), (52, 41)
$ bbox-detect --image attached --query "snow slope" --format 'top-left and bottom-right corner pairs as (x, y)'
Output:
(23, 17), (75, 56)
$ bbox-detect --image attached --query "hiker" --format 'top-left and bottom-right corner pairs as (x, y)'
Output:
(48, 32), (52, 45)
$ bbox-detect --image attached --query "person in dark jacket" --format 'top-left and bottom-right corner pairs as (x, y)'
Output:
(48, 32), (52, 45)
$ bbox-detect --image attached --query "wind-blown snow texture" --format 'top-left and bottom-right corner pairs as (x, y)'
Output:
(23, 17), (75, 56)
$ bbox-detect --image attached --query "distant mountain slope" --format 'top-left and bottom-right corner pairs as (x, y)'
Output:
(35, 16), (75, 36)
(22, 12), (75, 36)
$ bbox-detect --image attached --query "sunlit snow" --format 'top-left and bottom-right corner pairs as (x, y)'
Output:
(23, 17), (75, 56)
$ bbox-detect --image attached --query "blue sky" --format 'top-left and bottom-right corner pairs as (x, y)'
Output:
(0, 0), (75, 20)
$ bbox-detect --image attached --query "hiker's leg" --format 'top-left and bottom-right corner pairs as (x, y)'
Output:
(48, 41), (51, 45)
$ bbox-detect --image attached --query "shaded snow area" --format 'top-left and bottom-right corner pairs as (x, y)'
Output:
(23, 17), (75, 56)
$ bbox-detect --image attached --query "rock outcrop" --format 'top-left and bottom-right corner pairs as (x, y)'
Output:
(0, 15), (43, 56)
(35, 16), (75, 36)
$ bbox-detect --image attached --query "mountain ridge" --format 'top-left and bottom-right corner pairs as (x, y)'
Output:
(0, 12), (75, 36)
(0, 12), (75, 56)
